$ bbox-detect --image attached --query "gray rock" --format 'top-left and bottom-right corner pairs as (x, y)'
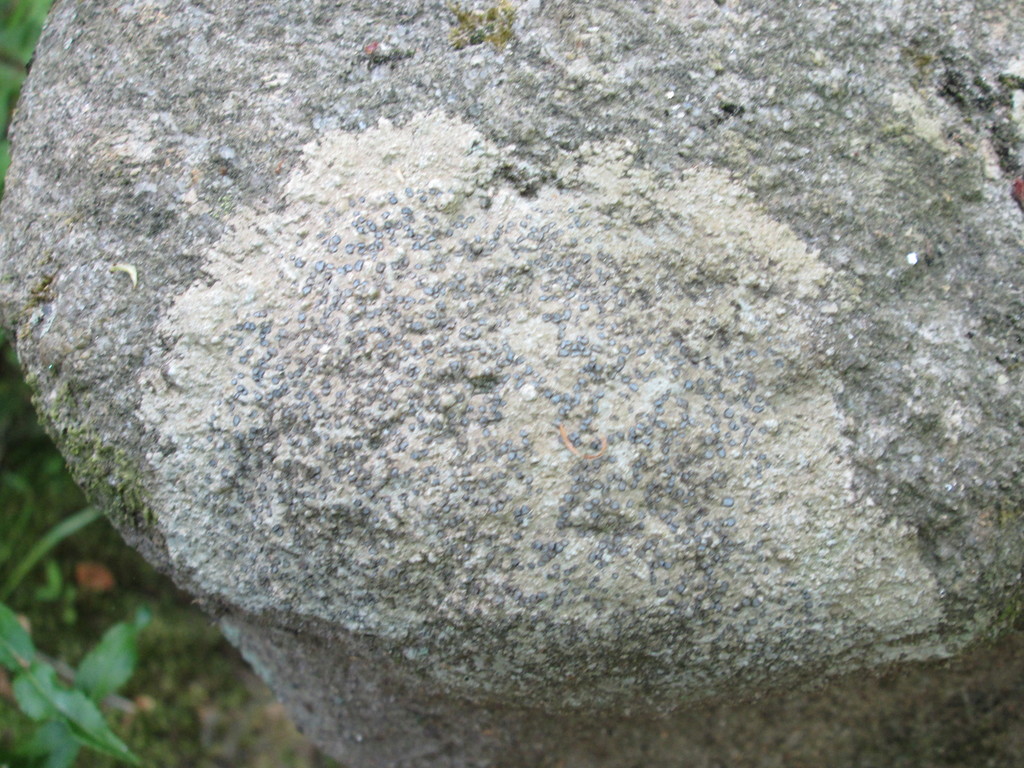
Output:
(3, 0), (1024, 764)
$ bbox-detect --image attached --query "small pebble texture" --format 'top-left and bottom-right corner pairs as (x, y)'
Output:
(2, 0), (1024, 764)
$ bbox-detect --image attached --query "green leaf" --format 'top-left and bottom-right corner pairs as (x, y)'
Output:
(18, 720), (81, 768)
(0, 474), (34, 569)
(0, 506), (103, 601)
(13, 661), (139, 764)
(13, 660), (62, 719)
(0, 600), (34, 669)
(75, 605), (151, 702)
(33, 558), (64, 602)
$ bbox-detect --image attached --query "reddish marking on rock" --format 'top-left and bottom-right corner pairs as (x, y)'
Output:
(1012, 178), (1024, 211)
(557, 423), (608, 460)
(364, 41), (380, 56)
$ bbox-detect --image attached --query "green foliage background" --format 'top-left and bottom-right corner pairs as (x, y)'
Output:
(0, 1), (337, 765)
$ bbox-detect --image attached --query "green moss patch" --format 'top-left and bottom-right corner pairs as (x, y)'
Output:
(448, 0), (516, 50)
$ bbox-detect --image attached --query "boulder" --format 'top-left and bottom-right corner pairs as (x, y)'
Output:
(3, 0), (1024, 764)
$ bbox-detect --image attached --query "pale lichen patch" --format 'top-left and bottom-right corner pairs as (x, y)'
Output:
(138, 110), (944, 706)
(891, 89), (951, 150)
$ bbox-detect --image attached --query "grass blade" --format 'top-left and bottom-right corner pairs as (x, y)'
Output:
(0, 507), (102, 601)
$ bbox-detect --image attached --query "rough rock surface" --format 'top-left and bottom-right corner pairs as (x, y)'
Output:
(2, 0), (1024, 764)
